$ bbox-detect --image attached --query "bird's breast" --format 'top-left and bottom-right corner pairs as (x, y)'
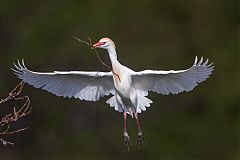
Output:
(113, 70), (121, 85)
(113, 71), (132, 98)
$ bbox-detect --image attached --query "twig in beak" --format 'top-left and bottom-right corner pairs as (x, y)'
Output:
(92, 48), (121, 82)
(73, 36), (91, 47)
(73, 36), (121, 82)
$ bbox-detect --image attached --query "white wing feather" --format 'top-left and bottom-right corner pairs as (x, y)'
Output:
(132, 56), (214, 95)
(12, 60), (114, 101)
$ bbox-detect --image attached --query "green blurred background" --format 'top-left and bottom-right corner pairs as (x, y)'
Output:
(0, 0), (239, 159)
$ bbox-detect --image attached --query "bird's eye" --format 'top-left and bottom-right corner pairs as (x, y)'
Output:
(102, 42), (106, 45)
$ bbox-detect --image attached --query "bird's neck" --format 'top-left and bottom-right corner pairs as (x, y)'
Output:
(107, 47), (121, 71)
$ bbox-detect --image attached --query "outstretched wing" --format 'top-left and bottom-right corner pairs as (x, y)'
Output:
(132, 57), (214, 95)
(12, 60), (114, 101)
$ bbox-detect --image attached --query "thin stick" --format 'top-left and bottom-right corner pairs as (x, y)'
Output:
(0, 81), (24, 104)
(0, 127), (29, 135)
(73, 36), (121, 82)
(73, 36), (91, 46)
(0, 138), (14, 146)
(0, 81), (32, 146)
(93, 48), (121, 82)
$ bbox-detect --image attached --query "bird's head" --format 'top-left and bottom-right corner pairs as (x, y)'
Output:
(93, 38), (116, 50)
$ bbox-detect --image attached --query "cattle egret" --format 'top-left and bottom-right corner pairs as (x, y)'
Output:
(12, 37), (214, 150)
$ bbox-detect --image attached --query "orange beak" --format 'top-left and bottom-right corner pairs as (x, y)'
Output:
(93, 42), (105, 48)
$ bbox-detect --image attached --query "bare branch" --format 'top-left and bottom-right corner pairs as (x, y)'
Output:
(0, 138), (14, 146)
(0, 81), (31, 146)
(0, 81), (24, 104)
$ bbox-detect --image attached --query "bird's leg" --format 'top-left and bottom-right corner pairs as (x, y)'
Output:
(123, 112), (131, 151)
(134, 112), (145, 149)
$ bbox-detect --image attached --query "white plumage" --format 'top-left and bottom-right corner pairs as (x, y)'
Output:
(133, 56), (213, 95)
(12, 37), (214, 149)
(12, 55), (213, 113)
(13, 61), (114, 101)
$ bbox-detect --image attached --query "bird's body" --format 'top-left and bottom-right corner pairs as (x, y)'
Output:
(12, 37), (214, 150)
(108, 49), (137, 116)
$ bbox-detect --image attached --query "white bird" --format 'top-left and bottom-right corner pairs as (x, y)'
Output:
(12, 37), (214, 150)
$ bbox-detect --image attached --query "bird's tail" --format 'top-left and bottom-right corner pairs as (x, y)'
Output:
(136, 95), (153, 113)
(106, 96), (123, 112)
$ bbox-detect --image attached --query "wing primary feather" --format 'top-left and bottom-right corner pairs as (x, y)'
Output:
(22, 59), (26, 68)
(17, 59), (22, 68)
(11, 68), (22, 74)
(207, 63), (214, 67)
(203, 59), (209, 66)
(14, 63), (21, 71)
(194, 56), (198, 65)
(197, 57), (203, 66)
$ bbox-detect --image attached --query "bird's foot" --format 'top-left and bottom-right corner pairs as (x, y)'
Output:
(136, 131), (145, 149)
(123, 132), (131, 151)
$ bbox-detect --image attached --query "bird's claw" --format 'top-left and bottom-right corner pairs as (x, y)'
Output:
(123, 132), (131, 151)
(136, 131), (145, 149)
